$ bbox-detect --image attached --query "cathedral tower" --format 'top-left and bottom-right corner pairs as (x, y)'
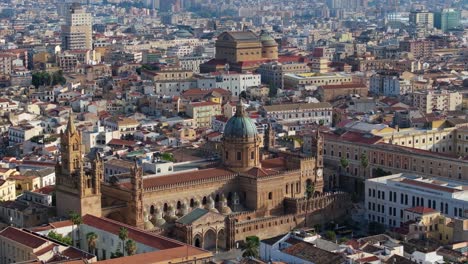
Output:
(56, 114), (102, 217)
(128, 159), (144, 229)
(310, 129), (324, 192)
(222, 100), (262, 172)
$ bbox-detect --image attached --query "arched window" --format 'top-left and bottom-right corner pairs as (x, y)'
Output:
(163, 203), (168, 212)
(177, 201), (181, 209)
(268, 192), (272, 200)
(190, 199), (194, 207)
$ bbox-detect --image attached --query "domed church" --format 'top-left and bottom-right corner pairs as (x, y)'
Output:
(55, 103), (350, 252)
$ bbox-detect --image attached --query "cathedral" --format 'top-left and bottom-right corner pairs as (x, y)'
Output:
(56, 103), (350, 251)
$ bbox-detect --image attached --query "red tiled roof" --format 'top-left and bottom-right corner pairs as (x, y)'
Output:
(245, 167), (278, 177)
(261, 157), (286, 169)
(34, 185), (55, 195)
(0, 227), (47, 248)
(357, 255), (380, 263)
(405, 206), (439, 215)
(324, 131), (383, 145)
(108, 138), (137, 146)
(83, 214), (182, 249)
(320, 83), (367, 89)
(97, 245), (211, 264)
(125, 168), (234, 190)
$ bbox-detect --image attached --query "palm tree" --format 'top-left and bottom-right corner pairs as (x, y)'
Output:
(118, 227), (128, 256)
(125, 239), (137, 256)
(69, 212), (83, 247)
(242, 239), (259, 258)
(360, 153), (369, 177)
(86, 232), (98, 254)
(304, 183), (315, 227)
(340, 157), (349, 169)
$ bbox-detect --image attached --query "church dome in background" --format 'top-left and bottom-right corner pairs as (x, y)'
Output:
(259, 30), (277, 47)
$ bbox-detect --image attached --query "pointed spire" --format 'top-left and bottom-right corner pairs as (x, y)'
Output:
(66, 112), (76, 135)
(235, 99), (246, 117)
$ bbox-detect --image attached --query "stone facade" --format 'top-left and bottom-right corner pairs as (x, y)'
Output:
(56, 107), (348, 252)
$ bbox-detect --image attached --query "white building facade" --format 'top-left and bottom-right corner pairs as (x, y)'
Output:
(365, 173), (468, 228)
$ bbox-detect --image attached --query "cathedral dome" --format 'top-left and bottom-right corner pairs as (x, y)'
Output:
(224, 101), (258, 139)
(259, 30), (277, 47)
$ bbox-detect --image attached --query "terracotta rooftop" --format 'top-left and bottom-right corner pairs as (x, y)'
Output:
(125, 168), (235, 190)
(261, 157), (287, 169)
(281, 241), (346, 264)
(320, 83), (367, 89)
(0, 227), (47, 248)
(405, 206), (439, 215)
(245, 167), (279, 178)
(82, 214), (181, 250)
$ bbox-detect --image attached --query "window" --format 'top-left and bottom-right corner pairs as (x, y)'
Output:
(237, 152), (241, 160)
(225, 151), (229, 160)
(251, 151), (254, 160)
(268, 192), (272, 200)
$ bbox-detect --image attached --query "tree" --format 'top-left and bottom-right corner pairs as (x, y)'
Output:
(374, 168), (392, 177)
(324, 230), (336, 242)
(48, 230), (72, 245)
(118, 227), (128, 256)
(313, 224), (322, 233)
(338, 237), (349, 244)
(242, 236), (259, 258)
(86, 232), (98, 254)
(360, 153), (369, 169)
(268, 83), (278, 97)
(340, 157), (349, 169)
(125, 239), (137, 256)
(69, 212), (83, 247)
(304, 182), (315, 227)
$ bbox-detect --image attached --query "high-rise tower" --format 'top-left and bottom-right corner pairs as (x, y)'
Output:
(61, 3), (92, 51)
(56, 114), (102, 217)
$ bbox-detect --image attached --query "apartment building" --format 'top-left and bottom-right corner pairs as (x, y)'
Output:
(61, 3), (92, 51)
(8, 124), (42, 146)
(257, 62), (309, 89)
(103, 116), (140, 136)
(0, 227), (95, 264)
(196, 72), (261, 97)
(412, 90), (462, 113)
(186, 101), (222, 128)
(399, 40), (435, 58)
(262, 102), (333, 125)
(283, 72), (353, 88)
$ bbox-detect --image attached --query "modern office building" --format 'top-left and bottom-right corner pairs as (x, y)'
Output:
(434, 9), (461, 32)
(61, 3), (93, 51)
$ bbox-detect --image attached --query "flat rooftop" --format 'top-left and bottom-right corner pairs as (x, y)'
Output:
(284, 72), (351, 80)
(368, 173), (468, 201)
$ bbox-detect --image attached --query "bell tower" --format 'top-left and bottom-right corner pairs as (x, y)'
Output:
(128, 159), (144, 229)
(311, 129), (324, 192)
(56, 114), (102, 217)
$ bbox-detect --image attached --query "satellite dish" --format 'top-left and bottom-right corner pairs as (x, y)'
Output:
(53, 245), (60, 254)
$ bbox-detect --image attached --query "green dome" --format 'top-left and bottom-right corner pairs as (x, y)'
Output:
(259, 30), (277, 47)
(174, 29), (193, 38)
(224, 101), (258, 138)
